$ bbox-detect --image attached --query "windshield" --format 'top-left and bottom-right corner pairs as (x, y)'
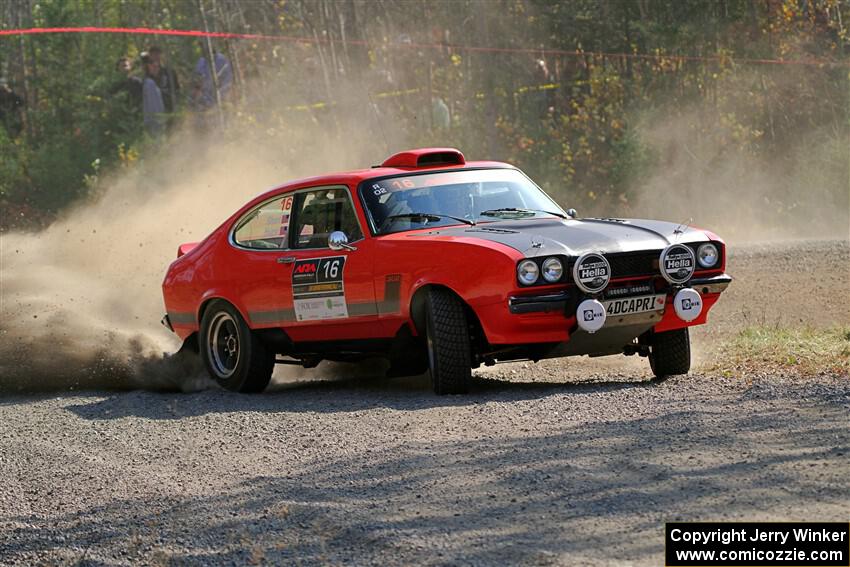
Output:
(359, 168), (566, 235)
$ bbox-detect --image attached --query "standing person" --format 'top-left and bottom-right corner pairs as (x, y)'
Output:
(108, 56), (143, 110)
(140, 53), (165, 135)
(0, 78), (24, 137)
(190, 50), (233, 130)
(191, 51), (233, 110)
(533, 58), (556, 119)
(146, 45), (180, 116)
(431, 95), (450, 130)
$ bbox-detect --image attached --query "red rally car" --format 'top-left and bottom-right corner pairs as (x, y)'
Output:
(161, 148), (731, 394)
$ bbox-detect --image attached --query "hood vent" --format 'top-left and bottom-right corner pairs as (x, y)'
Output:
(381, 148), (466, 168)
(465, 227), (519, 234)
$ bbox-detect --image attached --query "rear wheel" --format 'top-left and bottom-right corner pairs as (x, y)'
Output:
(424, 288), (472, 395)
(200, 301), (274, 393)
(649, 328), (691, 378)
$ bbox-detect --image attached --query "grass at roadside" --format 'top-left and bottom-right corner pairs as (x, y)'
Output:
(706, 326), (850, 377)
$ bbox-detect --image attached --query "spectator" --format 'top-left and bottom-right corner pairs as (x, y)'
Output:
(140, 53), (166, 135)
(191, 51), (233, 111)
(146, 45), (180, 115)
(108, 57), (143, 110)
(431, 96), (450, 130)
(189, 51), (233, 131)
(533, 58), (556, 118)
(0, 78), (24, 136)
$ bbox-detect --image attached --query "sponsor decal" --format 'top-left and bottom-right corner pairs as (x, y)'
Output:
(660, 244), (696, 284)
(572, 253), (611, 294)
(292, 256), (349, 321)
(294, 263), (317, 275)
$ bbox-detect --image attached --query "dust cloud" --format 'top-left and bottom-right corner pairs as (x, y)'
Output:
(1, 67), (846, 394)
(0, 119), (379, 393)
(627, 102), (849, 243)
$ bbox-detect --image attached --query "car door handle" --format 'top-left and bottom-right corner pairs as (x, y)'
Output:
(277, 256), (296, 264)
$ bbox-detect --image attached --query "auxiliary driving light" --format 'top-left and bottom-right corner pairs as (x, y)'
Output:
(660, 244), (696, 284)
(576, 298), (606, 333)
(572, 252), (611, 294)
(673, 288), (703, 322)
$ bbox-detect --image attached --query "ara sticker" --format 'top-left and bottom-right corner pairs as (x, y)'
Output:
(292, 256), (348, 321)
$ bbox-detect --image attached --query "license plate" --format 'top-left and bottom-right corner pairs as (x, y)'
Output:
(603, 294), (666, 316)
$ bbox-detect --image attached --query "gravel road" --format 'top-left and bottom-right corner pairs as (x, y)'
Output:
(1, 239), (848, 566)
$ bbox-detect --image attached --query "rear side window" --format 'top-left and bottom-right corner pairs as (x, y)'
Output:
(292, 187), (363, 249)
(233, 194), (294, 249)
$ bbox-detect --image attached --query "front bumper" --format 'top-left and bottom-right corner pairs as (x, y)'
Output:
(485, 273), (731, 344)
(508, 291), (569, 314)
(690, 273), (732, 294)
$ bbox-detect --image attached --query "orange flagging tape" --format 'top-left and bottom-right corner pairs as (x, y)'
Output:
(1, 26), (847, 68)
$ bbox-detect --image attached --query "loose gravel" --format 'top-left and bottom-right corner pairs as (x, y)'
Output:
(0, 240), (847, 566)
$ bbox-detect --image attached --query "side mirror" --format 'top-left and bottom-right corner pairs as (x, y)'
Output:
(328, 230), (356, 251)
(567, 208), (578, 219)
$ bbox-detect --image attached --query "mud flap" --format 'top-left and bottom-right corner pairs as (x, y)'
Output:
(178, 333), (199, 354)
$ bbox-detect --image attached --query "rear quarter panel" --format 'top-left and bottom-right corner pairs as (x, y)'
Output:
(162, 229), (248, 339)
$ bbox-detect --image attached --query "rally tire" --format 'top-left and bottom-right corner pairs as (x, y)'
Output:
(425, 288), (472, 395)
(649, 328), (691, 378)
(199, 300), (274, 393)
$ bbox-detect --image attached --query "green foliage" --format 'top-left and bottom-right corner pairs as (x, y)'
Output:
(0, 0), (847, 228)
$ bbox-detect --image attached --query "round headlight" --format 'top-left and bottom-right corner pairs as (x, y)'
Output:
(517, 260), (539, 285)
(697, 243), (719, 268)
(541, 257), (563, 283)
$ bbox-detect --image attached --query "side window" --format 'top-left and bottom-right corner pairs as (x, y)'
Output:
(233, 194), (294, 249)
(292, 187), (363, 249)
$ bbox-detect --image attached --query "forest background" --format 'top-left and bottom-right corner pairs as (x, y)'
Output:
(1, 0), (848, 240)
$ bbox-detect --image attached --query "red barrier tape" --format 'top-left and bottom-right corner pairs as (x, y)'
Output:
(1, 26), (847, 68)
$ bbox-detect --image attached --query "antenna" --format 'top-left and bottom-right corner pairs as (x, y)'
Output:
(367, 90), (391, 157)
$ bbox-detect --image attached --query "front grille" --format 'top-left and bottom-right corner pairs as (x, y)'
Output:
(551, 244), (711, 287)
(597, 244), (704, 279)
(606, 251), (659, 278)
(567, 251), (659, 280)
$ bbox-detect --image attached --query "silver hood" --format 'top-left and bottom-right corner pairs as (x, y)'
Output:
(408, 217), (712, 257)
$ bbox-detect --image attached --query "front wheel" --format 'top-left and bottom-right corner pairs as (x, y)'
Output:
(424, 288), (472, 395)
(199, 300), (274, 393)
(649, 328), (691, 378)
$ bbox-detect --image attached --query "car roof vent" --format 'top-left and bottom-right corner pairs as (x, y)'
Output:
(381, 148), (466, 168)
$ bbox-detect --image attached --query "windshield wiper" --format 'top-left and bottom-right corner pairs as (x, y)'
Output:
(383, 212), (476, 227)
(478, 207), (569, 220)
